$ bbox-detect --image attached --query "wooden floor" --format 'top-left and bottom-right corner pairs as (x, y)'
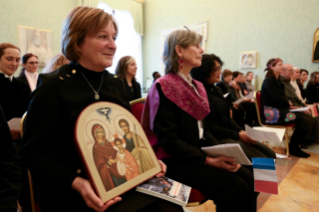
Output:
(184, 143), (319, 212)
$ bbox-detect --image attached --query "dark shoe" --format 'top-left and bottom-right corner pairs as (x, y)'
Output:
(300, 149), (310, 157)
(289, 148), (309, 158)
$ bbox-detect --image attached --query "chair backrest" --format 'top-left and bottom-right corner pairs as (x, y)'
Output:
(130, 97), (146, 123)
(254, 91), (263, 126)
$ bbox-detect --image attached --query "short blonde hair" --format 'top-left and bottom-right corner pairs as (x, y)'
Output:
(61, 6), (118, 61)
(163, 29), (203, 74)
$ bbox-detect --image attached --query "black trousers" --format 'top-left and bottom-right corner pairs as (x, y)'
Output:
(37, 186), (183, 212)
(240, 102), (259, 127)
(219, 139), (276, 161)
(163, 158), (257, 212)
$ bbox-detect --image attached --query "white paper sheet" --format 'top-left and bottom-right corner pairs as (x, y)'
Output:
(201, 144), (252, 165)
(245, 125), (285, 143)
(289, 107), (310, 112)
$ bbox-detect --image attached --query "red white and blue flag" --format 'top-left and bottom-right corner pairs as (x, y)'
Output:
(252, 158), (278, 195)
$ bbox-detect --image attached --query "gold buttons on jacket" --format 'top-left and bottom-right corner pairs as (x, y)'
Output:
(59, 77), (64, 80)
(77, 169), (81, 174)
(114, 75), (118, 78)
(72, 70), (76, 74)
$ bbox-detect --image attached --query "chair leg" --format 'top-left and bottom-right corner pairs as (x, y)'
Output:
(285, 129), (289, 156)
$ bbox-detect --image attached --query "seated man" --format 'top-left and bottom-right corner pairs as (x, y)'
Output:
(280, 64), (306, 107)
(280, 64), (319, 145)
(0, 43), (29, 121)
(0, 103), (22, 211)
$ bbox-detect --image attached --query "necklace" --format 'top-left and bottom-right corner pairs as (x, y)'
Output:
(79, 70), (105, 100)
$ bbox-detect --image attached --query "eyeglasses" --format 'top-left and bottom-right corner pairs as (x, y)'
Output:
(214, 66), (222, 71)
(28, 62), (39, 65)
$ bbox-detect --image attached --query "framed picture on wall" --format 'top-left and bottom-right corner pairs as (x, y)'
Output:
(240, 51), (257, 69)
(313, 27), (319, 62)
(17, 25), (53, 67)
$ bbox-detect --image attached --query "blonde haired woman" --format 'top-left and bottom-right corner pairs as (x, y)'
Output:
(42, 54), (69, 74)
(142, 29), (257, 212)
(115, 56), (141, 101)
(20, 6), (180, 212)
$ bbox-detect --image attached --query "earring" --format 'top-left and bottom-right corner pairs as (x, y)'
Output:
(180, 59), (183, 70)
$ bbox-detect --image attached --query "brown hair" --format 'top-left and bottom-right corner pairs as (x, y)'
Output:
(119, 119), (129, 128)
(19, 53), (38, 76)
(264, 58), (283, 78)
(61, 6), (118, 61)
(42, 54), (69, 74)
(0, 43), (20, 59)
(232, 71), (242, 80)
(307, 71), (319, 86)
(246, 71), (253, 77)
(163, 29), (203, 74)
(222, 69), (232, 79)
(115, 56), (136, 80)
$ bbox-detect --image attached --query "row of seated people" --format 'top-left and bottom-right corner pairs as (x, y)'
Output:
(0, 6), (318, 212)
(0, 51), (143, 127)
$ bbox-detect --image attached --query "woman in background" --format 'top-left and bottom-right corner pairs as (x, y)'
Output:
(261, 58), (317, 158)
(245, 71), (254, 93)
(143, 29), (257, 212)
(17, 53), (39, 95)
(42, 54), (69, 74)
(297, 69), (308, 100)
(115, 56), (141, 101)
(306, 71), (319, 104)
(191, 54), (275, 161)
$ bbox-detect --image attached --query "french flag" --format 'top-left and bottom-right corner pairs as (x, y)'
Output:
(252, 158), (278, 195)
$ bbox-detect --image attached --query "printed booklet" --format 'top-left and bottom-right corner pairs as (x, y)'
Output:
(136, 177), (191, 207)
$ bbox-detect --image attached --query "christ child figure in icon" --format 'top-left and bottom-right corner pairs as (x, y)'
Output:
(114, 138), (140, 180)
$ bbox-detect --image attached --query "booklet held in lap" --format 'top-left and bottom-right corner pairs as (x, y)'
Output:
(201, 144), (252, 165)
(136, 177), (191, 207)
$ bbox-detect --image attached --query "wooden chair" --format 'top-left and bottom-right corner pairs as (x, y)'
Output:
(254, 91), (295, 156)
(20, 112), (40, 212)
(130, 98), (208, 207)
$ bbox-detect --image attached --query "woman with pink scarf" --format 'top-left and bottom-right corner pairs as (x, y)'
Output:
(142, 29), (257, 212)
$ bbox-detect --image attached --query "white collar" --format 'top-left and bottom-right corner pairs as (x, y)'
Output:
(25, 70), (37, 78)
(0, 70), (14, 82)
(177, 72), (193, 86)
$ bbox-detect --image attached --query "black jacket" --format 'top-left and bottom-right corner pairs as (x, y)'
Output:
(153, 84), (219, 166)
(0, 105), (22, 212)
(306, 83), (319, 103)
(16, 74), (32, 98)
(261, 77), (291, 124)
(124, 79), (141, 101)
(19, 62), (130, 206)
(0, 74), (30, 121)
(204, 83), (242, 140)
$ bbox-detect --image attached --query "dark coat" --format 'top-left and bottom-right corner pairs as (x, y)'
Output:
(19, 62), (131, 208)
(153, 84), (219, 166)
(204, 83), (242, 140)
(0, 74), (30, 121)
(279, 76), (305, 107)
(297, 81), (307, 100)
(124, 78), (141, 101)
(306, 83), (319, 103)
(0, 105), (22, 212)
(16, 74), (32, 97)
(261, 77), (291, 124)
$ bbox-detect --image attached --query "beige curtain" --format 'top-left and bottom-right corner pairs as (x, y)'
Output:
(78, 0), (144, 36)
